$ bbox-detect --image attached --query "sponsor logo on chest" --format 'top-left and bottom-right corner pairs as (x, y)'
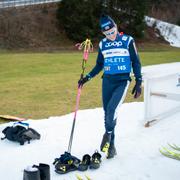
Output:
(105, 41), (122, 48)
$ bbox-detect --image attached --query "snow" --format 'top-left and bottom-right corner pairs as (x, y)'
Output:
(145, 16), (180, 48)
(0, 102), (180, 180)
(142, 62), (180, 78)
(0, 62), (180, 180)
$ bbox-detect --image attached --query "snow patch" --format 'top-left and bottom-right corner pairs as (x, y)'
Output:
(145, 16), (180, 48)
(0, 102), (180, 180)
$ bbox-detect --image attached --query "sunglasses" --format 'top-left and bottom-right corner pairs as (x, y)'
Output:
(103, 29), (116, 36)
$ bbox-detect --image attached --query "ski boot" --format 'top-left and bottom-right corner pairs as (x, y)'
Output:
(53, 152), (80, 174)
(78, 154), (91, 171)
(23, 166), (41, 180)
(55, 162), (77, 174)
(33, 163), (50, 180)
(89, 151), (102, 169)
(100, 132), (111, 153)
(107, 143), (117, 159)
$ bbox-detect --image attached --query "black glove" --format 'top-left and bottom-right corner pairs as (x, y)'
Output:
(132, 79), (142, 99)
(78, 75), (91, 87)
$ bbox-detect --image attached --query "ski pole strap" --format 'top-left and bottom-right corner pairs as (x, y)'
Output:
(79, 39), (93, 79)
(82, 39), (93, 61)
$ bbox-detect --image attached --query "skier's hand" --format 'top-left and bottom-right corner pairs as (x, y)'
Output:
(78, 75), (91, 87)
(132, 79), (142, 99)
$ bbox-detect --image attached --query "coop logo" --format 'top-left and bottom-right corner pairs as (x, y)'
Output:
(105, 41), (122, 48)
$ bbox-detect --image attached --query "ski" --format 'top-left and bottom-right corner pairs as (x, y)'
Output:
(160, 147), (180, 161)
(85, 174), (92, 180)
(0, 115), (26, 121)
(76, 174), (83, 180)
(76, 174), (92, 180)
(168, 143), (180, 151)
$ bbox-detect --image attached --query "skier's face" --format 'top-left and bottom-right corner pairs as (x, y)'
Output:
(103, 27), (117, 41)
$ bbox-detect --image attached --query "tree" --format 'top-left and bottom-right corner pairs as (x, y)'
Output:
(102, 0), (148, 37)
(56, 0), (148, 41)
(57, 0), (102, 42)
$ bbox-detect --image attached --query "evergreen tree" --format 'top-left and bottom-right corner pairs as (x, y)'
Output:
(103, 0), (148, 37)
(57, 0), (102, 42)
(56, 0), (148, 41)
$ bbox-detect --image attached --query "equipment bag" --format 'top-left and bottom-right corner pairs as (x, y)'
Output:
(1, 122), (40, 145)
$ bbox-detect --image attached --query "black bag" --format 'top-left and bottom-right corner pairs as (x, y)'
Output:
(1, 122), (40, 145)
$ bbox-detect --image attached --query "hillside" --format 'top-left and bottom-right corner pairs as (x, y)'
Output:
(0, 2), (179, 51)
(148, 0), (180, 25)
(0, 3), (73, 51)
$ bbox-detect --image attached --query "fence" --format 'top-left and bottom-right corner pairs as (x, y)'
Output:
(0, 0), (61, 9)
(143, 62), (180, 127)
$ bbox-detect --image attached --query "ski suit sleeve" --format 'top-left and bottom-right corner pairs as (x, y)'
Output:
(88, 48), (104, 78)
(129, 39), (142, 81)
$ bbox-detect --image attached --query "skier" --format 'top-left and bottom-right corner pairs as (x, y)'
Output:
(78, 15), (142, 159)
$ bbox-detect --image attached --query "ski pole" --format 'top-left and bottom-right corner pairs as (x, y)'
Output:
(68, 39), (93, 153)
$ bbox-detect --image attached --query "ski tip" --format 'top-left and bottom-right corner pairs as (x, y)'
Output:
(76, 174), (92, 180)
(85, 174), (92, 180)
(76, 174), (83, 180)
(0, 115), (26, 121)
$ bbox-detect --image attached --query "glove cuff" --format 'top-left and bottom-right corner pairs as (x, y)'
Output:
(86, 74), (92, 81)
(135, 77), (142, 86)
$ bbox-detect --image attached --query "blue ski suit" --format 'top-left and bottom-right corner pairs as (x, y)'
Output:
(87, 33), (142, 144)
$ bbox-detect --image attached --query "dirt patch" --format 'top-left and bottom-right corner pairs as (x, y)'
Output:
(0, 3), (73, 50)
